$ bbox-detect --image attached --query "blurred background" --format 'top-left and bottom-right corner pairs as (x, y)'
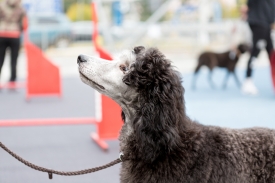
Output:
(0, 0), (274, 183)
(1, 0), (273, 81)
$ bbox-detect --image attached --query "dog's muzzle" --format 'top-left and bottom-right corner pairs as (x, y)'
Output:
(77, 55), (106, 90)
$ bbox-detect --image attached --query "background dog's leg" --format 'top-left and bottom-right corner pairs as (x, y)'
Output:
(208, 70), (216, 89)
(192, 64), (202, 90)
(222, 71), (230, 89)
(233, 71), (241, 88)
(222, 70), (240, 89)
(192, 73), (198, 90)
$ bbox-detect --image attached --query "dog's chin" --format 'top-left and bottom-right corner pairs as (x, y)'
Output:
(79, 72), (105, 90)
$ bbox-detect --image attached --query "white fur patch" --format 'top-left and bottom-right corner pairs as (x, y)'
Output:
(114, 50), (136, 65)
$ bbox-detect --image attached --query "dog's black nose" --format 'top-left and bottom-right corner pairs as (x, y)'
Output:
(77, 55), (87, 64)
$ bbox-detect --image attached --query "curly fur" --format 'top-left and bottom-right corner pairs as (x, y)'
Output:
(78, 46), (275, 183)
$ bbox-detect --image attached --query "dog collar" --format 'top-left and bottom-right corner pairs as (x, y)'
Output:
(119, 152), (125, 161)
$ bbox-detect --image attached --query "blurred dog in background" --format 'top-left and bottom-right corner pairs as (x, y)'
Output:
(192, 44), (250, 89)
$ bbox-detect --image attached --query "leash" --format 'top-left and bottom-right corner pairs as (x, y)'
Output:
(0, 141), (125, 179)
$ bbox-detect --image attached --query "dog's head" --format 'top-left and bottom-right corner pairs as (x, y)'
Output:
(77, 48), (138, 104)
(237, 43), (250, 54)
(77, 46), (183, 107)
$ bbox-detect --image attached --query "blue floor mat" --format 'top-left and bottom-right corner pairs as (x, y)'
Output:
(182, 67), (275, 129)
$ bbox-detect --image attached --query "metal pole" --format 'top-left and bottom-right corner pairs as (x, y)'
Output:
(198, 0), (210, 47)
(92, 0), (114, 47)
(120, 0), (173, 48)
(42, 29), (48, 51)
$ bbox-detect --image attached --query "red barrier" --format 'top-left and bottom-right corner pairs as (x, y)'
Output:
(24, 32), (61, 100)
(90, 3), (123, 150)
(0, 6), (122, 151)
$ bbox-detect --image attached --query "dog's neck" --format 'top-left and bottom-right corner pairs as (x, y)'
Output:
(119, 96), (197, 163)
(117, 98), (139, 142)
(118, 95), (140, 121)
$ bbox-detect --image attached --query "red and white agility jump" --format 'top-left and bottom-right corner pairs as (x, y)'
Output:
(0, 3), (123, 151)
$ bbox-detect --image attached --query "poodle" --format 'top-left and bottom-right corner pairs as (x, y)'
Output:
(78, 46), (275, 183)
(193, 44), (250, 89)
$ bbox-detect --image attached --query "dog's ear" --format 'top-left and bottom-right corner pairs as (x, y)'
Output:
(126, 48), (185, 163)
(133, 46), (145, 54)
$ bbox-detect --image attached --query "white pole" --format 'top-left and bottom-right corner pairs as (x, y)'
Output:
(93, 0), (114, 47)
(198, 0), (210, 47)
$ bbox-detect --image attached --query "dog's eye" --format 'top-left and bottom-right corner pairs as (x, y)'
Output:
(120, 65), (128, 72)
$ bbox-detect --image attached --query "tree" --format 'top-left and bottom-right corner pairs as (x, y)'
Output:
(66, 3), (92, 21)
(63, 0), (91, 12)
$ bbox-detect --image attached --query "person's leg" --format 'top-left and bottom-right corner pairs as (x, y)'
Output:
(265, 28), (274, 58)
(9, 37), (20, 82)
(0, 37), (8, 82)
(245, 24), (263, 78)
(242, 24), (266, 95)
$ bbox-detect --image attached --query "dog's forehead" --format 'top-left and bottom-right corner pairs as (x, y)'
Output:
(115, 49), (136, 65)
